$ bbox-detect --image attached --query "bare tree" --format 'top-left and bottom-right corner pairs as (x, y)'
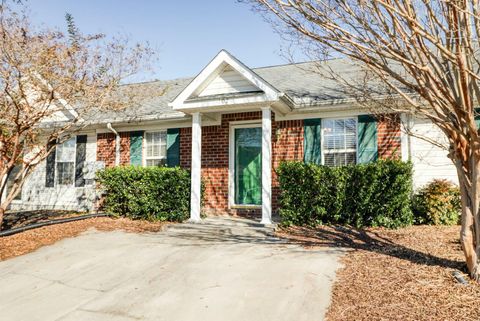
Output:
(248, 0), (480, 281)
(0, 3), (155, 227)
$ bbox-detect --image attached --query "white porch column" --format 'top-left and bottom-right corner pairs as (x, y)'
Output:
(190, 112), (202, 222)
(261, 107), (272, 225)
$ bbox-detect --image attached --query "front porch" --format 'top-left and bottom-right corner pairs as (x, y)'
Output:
(169, 50), (295, 224)
(189, 109), (275, 224)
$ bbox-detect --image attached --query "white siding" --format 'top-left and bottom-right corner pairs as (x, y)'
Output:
(198, 66), (260, 97)
(10, 132), (98, 211)
(86, 133), (97, 163)
(408, 118), (458, 189)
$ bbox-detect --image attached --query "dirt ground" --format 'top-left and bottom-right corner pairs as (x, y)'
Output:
(0, 216), (167, 261)
(278, 225), (480, 321)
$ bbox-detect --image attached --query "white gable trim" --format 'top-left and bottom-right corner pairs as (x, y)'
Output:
(196, 65), (260, 97)
(33, 72), (80, 120)
(169, 50), (281, 110)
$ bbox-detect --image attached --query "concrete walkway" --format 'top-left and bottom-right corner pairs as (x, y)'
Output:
(0, 217), (342, 321)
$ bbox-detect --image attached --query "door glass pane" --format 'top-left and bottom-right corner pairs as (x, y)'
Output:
(234, 127), (262, 205)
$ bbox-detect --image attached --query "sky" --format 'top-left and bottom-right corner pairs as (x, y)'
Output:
(23, 0), (290, 83)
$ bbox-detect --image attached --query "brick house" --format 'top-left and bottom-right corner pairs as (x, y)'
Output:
(7, 50), (459, 223)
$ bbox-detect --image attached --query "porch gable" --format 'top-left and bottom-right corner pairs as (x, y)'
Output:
(169, 50), (290, 114)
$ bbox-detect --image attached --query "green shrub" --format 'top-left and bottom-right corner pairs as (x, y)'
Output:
(412, 179), (460, 225)
(96, 166), (192, 222)
(276, 160), (414, 228)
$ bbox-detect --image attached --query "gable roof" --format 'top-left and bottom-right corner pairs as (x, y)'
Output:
(170, 50), (281, 111)
(85, 55), (366, 125)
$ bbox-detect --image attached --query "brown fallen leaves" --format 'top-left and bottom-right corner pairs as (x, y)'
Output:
(278, 225), (480, 321)
(0, 217), (167, 261)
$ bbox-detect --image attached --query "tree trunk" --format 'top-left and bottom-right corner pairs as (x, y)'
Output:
(0, 206), (5, 232)
(456, 160), (480, 281)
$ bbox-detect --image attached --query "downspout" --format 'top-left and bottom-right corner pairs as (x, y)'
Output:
(406, 114), (413, 162)
(107, 123), (120, 166)
(400, 113), (412, 162)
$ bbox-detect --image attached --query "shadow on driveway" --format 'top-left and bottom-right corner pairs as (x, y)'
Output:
(278, 225), (465, 272)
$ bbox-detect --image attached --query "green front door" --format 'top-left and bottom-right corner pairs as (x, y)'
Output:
(234, 127), (262, 205)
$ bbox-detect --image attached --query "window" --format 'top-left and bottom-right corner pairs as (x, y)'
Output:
(323, 118), (357, 166)
(145, 131), (167, 166)
(56, 137), (76, 185)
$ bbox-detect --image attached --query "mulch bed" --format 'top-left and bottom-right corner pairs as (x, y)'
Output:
(1, 210), (87, 230)
(0, 216), (167, 261)
(277, 225), (480, 321)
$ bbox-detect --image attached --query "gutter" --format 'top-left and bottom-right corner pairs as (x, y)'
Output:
(107, 123), (120, 166)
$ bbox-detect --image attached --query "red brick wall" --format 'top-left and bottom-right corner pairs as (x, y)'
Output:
(272, 119), (304, 210)
(377, 114), (401, 159)
(97, 132), (131, 167)
(97, 133), (116, 168)
(180, 127), (192, 169)
(179, 112), (304, 216)
(119, 132), (130, 165)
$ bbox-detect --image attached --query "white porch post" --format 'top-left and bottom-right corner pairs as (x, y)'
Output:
(261, 107), (272, 225)
(190, 112), (202, 222)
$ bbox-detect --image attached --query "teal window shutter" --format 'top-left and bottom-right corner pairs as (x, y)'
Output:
(45, 140), (56, 187)
(75, 135), (87, 187)
(167, 128), (180, 167)
(303, 118), (322, 165)
(357, 115), (378, 163)
(130, 131), (144, 166)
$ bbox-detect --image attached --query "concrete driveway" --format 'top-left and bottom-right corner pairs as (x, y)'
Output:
(0, 217), (342, 321)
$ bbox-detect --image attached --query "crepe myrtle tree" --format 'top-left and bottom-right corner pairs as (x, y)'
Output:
(0, 3), (155, 228)
(248, 0), (480, 281)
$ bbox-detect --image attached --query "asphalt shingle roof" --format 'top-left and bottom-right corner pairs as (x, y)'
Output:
(88, 58), (366, 124)
(253, 59), (363, 107)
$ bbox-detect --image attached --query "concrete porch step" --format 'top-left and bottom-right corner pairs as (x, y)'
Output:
(164, 216), (285, 245)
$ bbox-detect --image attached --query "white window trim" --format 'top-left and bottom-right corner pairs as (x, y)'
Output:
(143, 130), (167, 167)
(228, 122), (262, 209)
(55, 137), (77, 187)
(321, 117), (359, 166)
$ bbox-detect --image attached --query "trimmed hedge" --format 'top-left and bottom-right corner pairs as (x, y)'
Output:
(96, 166), (191, 222)
(277, 160), (414, 228)
(412, 179), (461, 225)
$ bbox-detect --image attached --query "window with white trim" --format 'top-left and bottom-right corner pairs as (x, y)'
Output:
(323, 118), (357, 166)
(56, 137), (76, 185)
(145, 131), (167, 166)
